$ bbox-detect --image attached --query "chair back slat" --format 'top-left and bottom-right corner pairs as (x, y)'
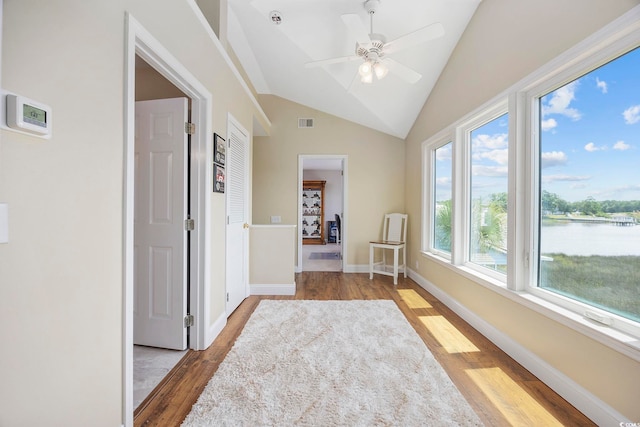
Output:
(383, 213), (407, 242)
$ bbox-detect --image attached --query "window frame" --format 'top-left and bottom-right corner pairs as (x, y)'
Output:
(420, 7), (640, 358)
(523, 44), (640, 339)
(458, 101), (509, 281)
(423, 133), (454, 260)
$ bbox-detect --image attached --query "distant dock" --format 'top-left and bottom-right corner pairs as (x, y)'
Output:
(548, 215), (637, 226)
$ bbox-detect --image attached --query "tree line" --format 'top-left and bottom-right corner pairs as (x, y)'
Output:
(542, 191), (640, 216)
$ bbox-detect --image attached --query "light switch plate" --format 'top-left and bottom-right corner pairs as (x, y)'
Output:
(270, 215), (282, 224)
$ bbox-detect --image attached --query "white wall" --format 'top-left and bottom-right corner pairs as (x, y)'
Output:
(0, 1), (266, 425)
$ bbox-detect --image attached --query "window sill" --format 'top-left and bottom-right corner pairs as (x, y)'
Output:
(420, 251), (640, 362)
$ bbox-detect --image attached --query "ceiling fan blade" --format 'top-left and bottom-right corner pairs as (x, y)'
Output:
(385, 58), (422, 84)
(341, 13), (371, 46)
(384, 22), (445, 54)
(305, 55), (361, 68)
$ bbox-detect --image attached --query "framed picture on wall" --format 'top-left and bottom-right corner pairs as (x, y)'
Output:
(214, 133), (226, 166)
(213, 164), (225, 193)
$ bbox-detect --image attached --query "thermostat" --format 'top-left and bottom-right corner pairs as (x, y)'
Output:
(6, 94), (52, 137)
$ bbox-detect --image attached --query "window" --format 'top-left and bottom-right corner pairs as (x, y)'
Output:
(433, 142), (453, 254)
(469, 114), (508, 273)
(536, 47), (640, 325)
(420, 10), (640, 345)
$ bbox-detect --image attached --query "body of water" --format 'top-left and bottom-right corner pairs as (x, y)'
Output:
(541, 221), (640, 256)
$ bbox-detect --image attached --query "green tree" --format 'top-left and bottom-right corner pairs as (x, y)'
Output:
(575, 196), (603, 216)
(490, 192), (508, 213)
(434, 200), (452, 252)
(542, 190), (563, 213)
(471, 198), (506, 254)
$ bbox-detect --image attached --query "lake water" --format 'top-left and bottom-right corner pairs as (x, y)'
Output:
(541, 221), (640, 256)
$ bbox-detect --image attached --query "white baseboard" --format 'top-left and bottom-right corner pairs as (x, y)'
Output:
(345, 264), (368, 273)
(204, 312), (227, 350)
(408, 268), (629, 426)
(250, 283), (296, 295)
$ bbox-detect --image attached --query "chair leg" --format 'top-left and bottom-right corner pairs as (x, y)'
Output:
(369, 244), (374, 280)
(403, 247), (407, 278)
(393, 248), (399, 285)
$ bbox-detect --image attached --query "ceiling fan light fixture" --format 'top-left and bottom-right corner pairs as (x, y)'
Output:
(360, 71), (373, 84)
(373, 61), (388, 80)
(358, 61), (372, 77)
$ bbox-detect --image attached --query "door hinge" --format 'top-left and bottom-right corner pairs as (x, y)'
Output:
(185, 122), (196, 135)
(184, 314), (194, 328)
(226, 292), (229, 302)
(185, 218), (195, 231)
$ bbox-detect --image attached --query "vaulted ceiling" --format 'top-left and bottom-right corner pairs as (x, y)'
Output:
(227, 0), (481, 138)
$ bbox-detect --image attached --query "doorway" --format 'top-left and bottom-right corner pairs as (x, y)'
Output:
(124, 14), (213, 427)
(298, 155), (348, 272)
(133, 59), (190, 409)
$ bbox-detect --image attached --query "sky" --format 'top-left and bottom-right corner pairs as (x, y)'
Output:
(539, 46), (640, 202)
(435, 46), (640, 203)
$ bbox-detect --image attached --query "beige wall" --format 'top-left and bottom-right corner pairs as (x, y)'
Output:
(0, 0), (263, 425)
(253, 95), (405, 267)
(404, 0), (640, 420)
(249, 225), (296, 285)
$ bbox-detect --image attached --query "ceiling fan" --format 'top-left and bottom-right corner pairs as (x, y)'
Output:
(305, 0), (445, 85)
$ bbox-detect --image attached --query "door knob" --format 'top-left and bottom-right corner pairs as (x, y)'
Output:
(243, 223), (250, 229)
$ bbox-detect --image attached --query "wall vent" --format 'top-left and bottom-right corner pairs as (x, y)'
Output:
(298, 118), (314, 128)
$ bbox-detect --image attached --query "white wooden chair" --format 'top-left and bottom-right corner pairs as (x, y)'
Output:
(369, 213), (408, 285)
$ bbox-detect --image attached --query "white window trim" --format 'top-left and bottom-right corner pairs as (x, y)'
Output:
(457, 100), (508, 281)
(422, 131), (454, 261)
(420, 5), (640, 361)
(522, 17), (640, 341)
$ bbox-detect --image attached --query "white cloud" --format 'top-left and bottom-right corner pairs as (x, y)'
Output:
(613, 140), (631, 151)
(591, 184), (640, 199)
(476, 148), (509, 165)
(542, 174), (591, 183)
(435, 144), (452, 161)
(436, 177), (451, 188)
(541, 81), (581, 121)
(623, 105), (640, 124)
(540, 151), (567, 168)
(595, 77), (608, 94)
(584, 142), (605, 152)
(471, 165), (508, 177)
(541, 118), (557, 131)
(472, 133), (508, 150)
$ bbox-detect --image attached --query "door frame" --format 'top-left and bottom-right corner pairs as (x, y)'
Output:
(124, 14), (212, 426)
(297, 155), (348, 272)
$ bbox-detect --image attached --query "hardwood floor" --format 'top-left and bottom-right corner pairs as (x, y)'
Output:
(134, 272), (595, 426)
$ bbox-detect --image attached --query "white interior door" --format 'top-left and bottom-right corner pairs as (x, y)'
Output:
(226, 118), (249, 315)
(134, 97), (188, 350)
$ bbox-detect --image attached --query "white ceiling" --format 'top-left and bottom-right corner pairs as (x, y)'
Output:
(227, 0), (481, 139)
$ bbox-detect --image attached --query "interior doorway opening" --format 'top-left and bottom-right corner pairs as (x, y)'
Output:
(133, 55), (191, 412)
(298, 155), (348, 272)
(124, 14), (213, 426)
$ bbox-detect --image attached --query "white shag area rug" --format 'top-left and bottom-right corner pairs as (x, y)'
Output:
(182, 300), (483, 426)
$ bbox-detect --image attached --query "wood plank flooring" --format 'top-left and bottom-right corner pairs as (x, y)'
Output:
(134, 272), (595, 426)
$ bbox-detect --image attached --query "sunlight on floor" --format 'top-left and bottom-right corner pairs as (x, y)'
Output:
(419, 315), (480, 353)
(466, 367), (563, 426)
(398, 289), (433, 309)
